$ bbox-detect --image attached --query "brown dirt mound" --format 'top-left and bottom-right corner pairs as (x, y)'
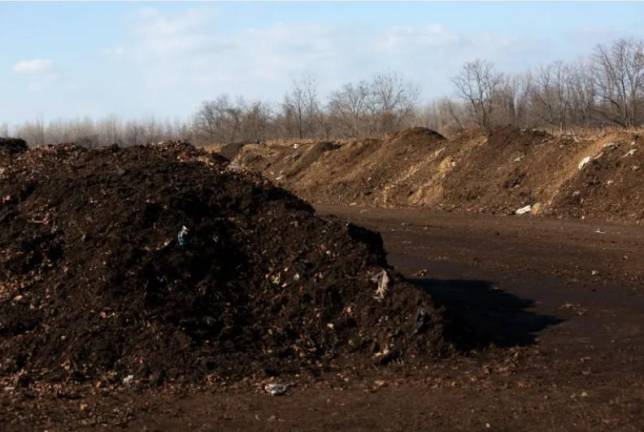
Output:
(0, 138), (28, 166)
(386, 127), (446, 143)
(234, 127), (644, 223)
(0, 142), (448, 385)
(235, 128), (448, 207)
(439, 127), (556, 214)
(549, 136), (644, 222)
(217, 141), (250, 161)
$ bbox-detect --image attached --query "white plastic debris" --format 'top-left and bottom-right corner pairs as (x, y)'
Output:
(177, 225), (189, 247)
(227, 161), (241, 172)
(624, 148), (637, 157)
(264, 383), (289, 396)
(578, 156), (591, 170)
(122, 375), (134, 385)
(515, 205), (532, 215)
(372, 270), (390, 301)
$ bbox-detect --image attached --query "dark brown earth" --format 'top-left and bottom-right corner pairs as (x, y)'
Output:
(0, 138), (28, 165)
(3, 205), (644, 431)
(0, 143), (448, 387)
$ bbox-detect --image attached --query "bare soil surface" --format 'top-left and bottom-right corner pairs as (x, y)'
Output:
(234, 127), (644, 223)
(3, 205), (644, 431)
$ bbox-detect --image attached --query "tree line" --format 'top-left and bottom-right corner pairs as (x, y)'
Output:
(4, 38), (644, 147)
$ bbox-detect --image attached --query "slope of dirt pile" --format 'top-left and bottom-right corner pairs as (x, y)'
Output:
(233, 127), (644, 223)
(440, 127), (570, 214)
(237, 127), (448, 206)
(0, 142), (447, 385)
(0, 138), (28, 166)
(549, 135), (643, 222)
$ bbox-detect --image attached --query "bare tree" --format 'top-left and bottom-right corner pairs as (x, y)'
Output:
(97, 115), (123, 146)
(282, 74), (320, 139)
(566, 61), (596, 128)
(415, 98), (467, 135)
(529, 62), (574, 131)
(193, 95), (243, 143)
(592, 39), (644, 127)
(328, 81), (370, 137)
(241, 101), (272, 142)
(452, 60), (503, 130)
(15, 118), (45, 146)
(367, 72), (419, 135)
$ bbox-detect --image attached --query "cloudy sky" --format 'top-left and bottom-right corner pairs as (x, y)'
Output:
(2, 1), (644, 125)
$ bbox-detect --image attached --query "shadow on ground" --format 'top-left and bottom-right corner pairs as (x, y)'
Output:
(411, 278), (562, 350)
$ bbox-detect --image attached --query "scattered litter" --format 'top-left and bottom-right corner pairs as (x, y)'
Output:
(624, 149), (637, 157)
(227, 161), (242, 172)
(578, 156), (591, 170)
(373, 346), (398, 365)
(264, 383), (290, 396)
(414, 268), (430, 278)
(560, 303), (587, 316)
(177, 225), (189, 247)
(372, 269), (391, 301)
(122, 375), (134, 385)
(515, 205), (532, 215)
(374, 379), (386, 388)
(594, 229), (606, 234)
(591, 270), (599, 276)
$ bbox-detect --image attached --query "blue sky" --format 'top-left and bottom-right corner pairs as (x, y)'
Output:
(2, 2), (644, 125)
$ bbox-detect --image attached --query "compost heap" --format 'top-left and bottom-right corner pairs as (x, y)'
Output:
(0, 138), (28, 166)
(0, 142), (447, 385)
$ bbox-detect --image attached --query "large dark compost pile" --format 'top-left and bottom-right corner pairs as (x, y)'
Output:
(0, 138), (28, 166)
(0, 142), (448, 385)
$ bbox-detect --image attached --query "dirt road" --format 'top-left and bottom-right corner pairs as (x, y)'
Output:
(4, 207), (644, 431)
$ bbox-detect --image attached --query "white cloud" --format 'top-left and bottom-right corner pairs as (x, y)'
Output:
(96, 7), (603, 115)
(132, 8), (234, 56)
(104, 46), (125, 57)
(13, 59), (53, 75)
